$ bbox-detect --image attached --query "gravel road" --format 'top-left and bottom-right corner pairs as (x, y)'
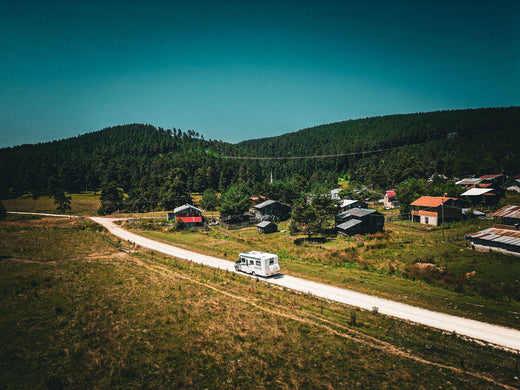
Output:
(91, 216), (520, 351)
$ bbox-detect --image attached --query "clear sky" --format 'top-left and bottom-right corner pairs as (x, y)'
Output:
(1, 0), (519, 147)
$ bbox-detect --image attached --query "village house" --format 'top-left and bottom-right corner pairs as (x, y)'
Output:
(252, 199), (292, 221)
(256, 221), (277, 234)
(468, 205), (520, 257)
(410, 196), (462, 226)
(383, 189), (399, 209)
(336, 208), (385, 236)
(168, 204), (204, 228)
(459, 187), (500, 206)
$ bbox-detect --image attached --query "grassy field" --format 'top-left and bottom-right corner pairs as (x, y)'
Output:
(3, 193), (520, 330)
(125, 216), (520, 330)
(1, 215), (519, 389)
(2, 192), (101, 215)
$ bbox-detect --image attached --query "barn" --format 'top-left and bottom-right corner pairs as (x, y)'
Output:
(252, 200), (292, 221)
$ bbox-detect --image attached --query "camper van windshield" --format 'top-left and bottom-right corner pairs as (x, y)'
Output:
(269, 259), (275, 265)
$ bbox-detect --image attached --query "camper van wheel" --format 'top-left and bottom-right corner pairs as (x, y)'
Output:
(251, 271), (255, 277)
(235, 265), (239, 272)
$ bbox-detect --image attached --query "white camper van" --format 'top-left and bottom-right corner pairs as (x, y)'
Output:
(235, 251), (280, 277)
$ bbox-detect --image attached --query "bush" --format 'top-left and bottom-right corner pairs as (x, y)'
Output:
(0, 201), (6, 220)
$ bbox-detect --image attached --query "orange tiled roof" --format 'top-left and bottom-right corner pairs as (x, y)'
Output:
(410, 196), (458, 208)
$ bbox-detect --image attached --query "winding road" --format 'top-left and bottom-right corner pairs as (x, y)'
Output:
(90, 216), (520, 351)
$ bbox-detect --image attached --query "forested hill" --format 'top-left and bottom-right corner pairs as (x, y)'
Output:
(233, 107), (520, 188)
(0, 124), (234, 200)
(236, 107), (519, 158)
(0, 107), (519, 208)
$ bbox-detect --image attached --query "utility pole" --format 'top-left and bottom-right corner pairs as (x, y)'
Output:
(442, 193), (447, 242)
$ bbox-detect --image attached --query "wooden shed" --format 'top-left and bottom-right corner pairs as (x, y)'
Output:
(256, 221), (278, 234)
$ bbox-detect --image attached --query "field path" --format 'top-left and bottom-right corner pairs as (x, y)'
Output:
(90, 217), (519, 351)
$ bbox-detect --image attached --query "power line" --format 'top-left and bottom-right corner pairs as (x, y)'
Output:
(219, 142), (430, 161)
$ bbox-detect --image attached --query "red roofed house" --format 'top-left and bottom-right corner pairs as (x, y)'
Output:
(410, 196), (462, 226)
(383, 189), (399, 209)
(168, 204), (204, 228)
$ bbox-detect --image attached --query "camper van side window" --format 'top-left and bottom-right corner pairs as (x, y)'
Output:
(255, 260), (261, 266)
(249, 260), (254, 265)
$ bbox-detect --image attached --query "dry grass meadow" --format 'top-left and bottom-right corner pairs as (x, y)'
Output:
(1, 215), (519, 389)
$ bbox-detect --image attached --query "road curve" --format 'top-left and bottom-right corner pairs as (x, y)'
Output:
(92, 217), (520, 351)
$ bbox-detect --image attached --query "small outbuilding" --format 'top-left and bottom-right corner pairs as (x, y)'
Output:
(256, 221), (278, 234)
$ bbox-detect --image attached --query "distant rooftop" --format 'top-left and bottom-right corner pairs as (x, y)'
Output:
(455, 178), (481, 186)
(491, 205), (520, 219)
(337, 219), (363, 230)
(173, 204), (203, 214)
(339, 199), (363, 207)
(253, 199), (277, 209)
(460, 188), (495, 197)
(341, 208), (377, 218)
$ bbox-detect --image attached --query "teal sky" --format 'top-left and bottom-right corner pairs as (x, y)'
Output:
(1, 0), (519, 147)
